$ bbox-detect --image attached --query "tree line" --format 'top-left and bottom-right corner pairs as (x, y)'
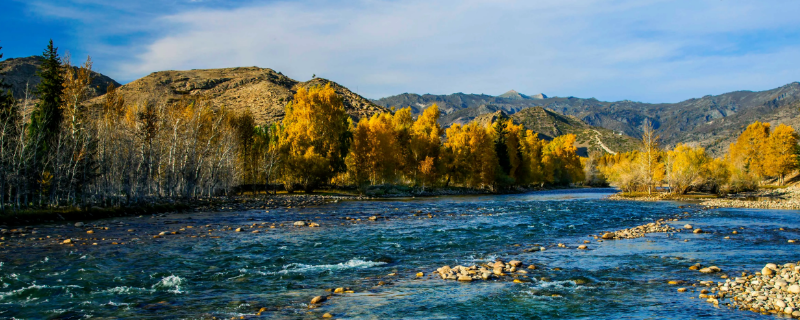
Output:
(594, 119), (800, 195)
(0, 41), (587, 212)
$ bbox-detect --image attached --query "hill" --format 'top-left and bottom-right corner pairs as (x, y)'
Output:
(0, 56), (119, 101)
(467, 107), (639, 156)
(85, 67), (385, 124)
(374, 83), (800, 156)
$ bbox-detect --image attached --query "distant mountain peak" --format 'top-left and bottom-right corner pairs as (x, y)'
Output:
(499, 90), (526, 100)
(498, 90), (547, 100)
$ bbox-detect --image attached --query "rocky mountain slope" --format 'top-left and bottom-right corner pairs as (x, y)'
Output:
(85, 67), (386, 124)
(375, 83), (800, 155)
(468, 107), (639, 156)
(0, 56), (119, 101)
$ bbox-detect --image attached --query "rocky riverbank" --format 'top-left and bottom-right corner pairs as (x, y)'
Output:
(688, 262), (800, 318)
(700, 186), (800, 210)
(0, 194), (360, 226)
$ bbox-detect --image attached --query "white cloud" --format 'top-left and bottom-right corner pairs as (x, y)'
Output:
(92, 0), (800, 102)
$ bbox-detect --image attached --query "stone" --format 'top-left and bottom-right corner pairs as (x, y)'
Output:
(577, 245), (588, 250)
(235, 228), (243, 232)
(693, 229), (703, 234)
(309, 223), (320, 227)
(784, 307), (793, 315)
(509, 260), (522, 267)
(323, 313), (333, 318)
(602, 232), (615, 239)
(677, 288), (687, 292)
(294, 221), (306, 227)
(334, 287), (344, 294)
(457, 276), (473, 281)
(788, 284), (800, 294)
(62, 239), (72, 244)
(86, 230), (94, 234)
(369, 216), (377, 221)
(493, 261), (505, 269)
(416, 272), (423, 278)
(684, 224), (693, 229)
(766, 263), (778, 270)
(775, 300), (786, 309)
(310, 296), (326, 304)
(75, 222), (84, 227)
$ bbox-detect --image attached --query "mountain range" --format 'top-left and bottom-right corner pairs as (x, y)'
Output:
(374, 84), (800, 155)
(2, 55), (798, 156)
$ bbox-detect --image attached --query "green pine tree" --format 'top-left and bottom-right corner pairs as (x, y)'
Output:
(30, 39), (65, 143)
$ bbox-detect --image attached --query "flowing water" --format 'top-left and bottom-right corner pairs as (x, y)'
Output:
(1, 188), (800, 319)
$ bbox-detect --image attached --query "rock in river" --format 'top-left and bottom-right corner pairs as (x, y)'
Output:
(310, 296), (327, 305)
(294, 221), (306, 227)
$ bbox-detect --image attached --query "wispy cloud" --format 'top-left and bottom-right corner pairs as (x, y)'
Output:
(16, 0), (800, 102)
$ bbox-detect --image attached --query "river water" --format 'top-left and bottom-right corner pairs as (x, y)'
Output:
(1, 188), (799, 319)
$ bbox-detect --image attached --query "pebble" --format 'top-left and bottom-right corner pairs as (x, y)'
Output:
(694, 261), (800, 318)
(693, 228), (703, 234)
(577, 245), (588, 250)
(323, 313), (333, 318)
(75, 222), (84, 227)
(684, 224), (693, 229)
(310, 296), (326, 304)
(235, 228), (242, 232)
(62, 239), (72, 244)
(294, 221), (306, 227)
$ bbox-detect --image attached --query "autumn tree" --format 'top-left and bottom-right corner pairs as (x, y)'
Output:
(729, 121), (770, 179)
(521, 131), (546, 185)
(281, 84), (350, 192)
(666, 144), (709, 194)
(762, 124), (799, 184)
(702, 157), (731, 194)
(409, 104), (442, 183)
(542, 134), (584, 185)
(637, 120), (664, 194)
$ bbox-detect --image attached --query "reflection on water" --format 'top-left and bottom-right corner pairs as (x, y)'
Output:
(0, 188), (799, 319)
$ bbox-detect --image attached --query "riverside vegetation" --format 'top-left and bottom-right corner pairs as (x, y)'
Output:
(0, 41), (584, 215)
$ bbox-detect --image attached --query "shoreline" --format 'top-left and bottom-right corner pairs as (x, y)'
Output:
(0, 185), (590, 227)
(607, 186), (800, 211)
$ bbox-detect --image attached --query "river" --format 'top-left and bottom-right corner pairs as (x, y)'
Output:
(1, 188), (799, 319)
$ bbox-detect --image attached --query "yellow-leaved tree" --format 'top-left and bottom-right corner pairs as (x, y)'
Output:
(281, 84), (350, 192)
(666, 143), (709, 194)
(542, 134), (584, 185)
(762, 124), (799, 184)
(521, 131), (546, 185)
(729, 121), (770, 179)
(410, 104), (442, 184)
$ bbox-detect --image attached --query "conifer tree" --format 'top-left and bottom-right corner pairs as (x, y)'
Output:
(30, 40), (65, 142)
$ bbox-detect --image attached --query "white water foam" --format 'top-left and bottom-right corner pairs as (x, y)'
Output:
(279, 259), (386, 274)
(97, 286), (152, 295)
(153, 275), (185, 294)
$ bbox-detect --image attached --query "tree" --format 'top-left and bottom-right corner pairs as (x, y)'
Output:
(666, 144), (709, 194)
(542, 134), (584, 185)
(637, 119), (664, 194)
(762, 124), (799, 184)
(521, 131), (546, 185)
(702, 157), (731, 194)
(30, 40), (65, 142)
(410, 104), (442, 184)
(281, 83), (350, 192)
(729, 121), (770, 179)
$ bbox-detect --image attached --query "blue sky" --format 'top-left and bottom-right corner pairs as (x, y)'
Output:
(2, 0), (800, 103)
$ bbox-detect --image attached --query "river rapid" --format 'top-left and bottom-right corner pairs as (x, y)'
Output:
(1, 188), (799, 319)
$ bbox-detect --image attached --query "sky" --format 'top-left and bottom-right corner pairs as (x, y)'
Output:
(1, 0), (799, 103)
